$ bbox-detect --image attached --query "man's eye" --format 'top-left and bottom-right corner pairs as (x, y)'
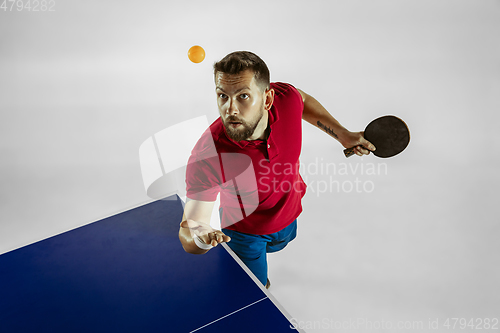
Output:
(219, 93), (227, 99)
(240, 94), (249, 99)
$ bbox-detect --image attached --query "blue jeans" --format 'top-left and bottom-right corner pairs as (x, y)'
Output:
(221, 218), (297, 286)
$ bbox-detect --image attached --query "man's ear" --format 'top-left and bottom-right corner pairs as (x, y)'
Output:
(264, 88), (275, 111)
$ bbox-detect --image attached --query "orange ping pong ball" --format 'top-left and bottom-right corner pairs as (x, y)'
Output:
(188, 45), (205, 63)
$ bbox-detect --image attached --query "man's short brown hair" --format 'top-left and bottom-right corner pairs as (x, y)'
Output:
(213, 51), (270, 92)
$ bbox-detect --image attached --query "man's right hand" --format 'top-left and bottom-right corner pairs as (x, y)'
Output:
(180, 219), (231, 248)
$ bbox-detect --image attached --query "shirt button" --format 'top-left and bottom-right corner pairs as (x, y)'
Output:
(268, 144), (271, 148)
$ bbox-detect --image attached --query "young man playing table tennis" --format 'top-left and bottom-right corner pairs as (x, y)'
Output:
(179, 51), (375, 289)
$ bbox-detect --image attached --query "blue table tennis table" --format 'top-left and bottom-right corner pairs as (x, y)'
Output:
(0, 195), (304, 332)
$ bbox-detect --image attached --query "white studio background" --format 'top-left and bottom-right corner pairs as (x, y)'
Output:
(1, 0), (499, 331)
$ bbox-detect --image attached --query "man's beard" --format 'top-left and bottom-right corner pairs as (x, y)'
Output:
(223, 105), (264, 142)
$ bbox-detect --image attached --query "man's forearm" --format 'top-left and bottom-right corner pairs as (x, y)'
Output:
(303, 98), (348, 141)
(300, 92), (350, 146)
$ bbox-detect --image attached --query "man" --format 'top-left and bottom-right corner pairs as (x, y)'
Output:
(178, 51), (374, 288)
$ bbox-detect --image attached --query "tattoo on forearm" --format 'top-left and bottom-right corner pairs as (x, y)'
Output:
(317, 121), (338, 139)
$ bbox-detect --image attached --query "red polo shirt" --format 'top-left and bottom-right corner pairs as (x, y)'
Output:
(186, 82), (307, 235)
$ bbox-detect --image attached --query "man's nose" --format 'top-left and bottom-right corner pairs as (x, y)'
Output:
(227, 99), (238, 115)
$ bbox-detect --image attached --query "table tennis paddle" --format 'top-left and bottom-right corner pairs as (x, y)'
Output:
(344, 115), (410, 158)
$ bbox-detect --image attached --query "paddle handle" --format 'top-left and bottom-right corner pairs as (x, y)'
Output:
(343, 147), (356, 158)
